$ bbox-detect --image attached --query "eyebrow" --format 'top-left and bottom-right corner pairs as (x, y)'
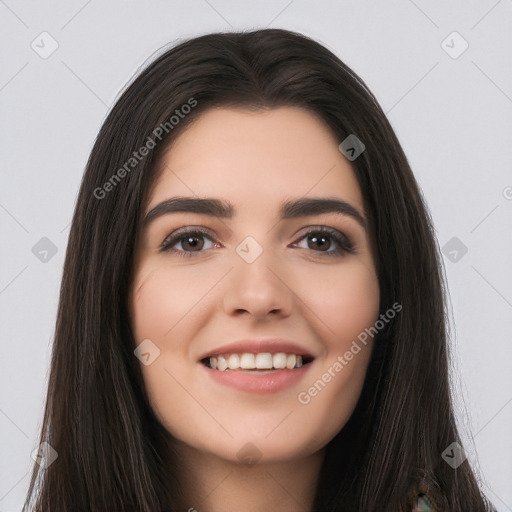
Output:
(142, 196), (367, 229)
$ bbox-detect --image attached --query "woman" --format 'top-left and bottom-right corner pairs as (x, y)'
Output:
(23, 28), (495, 511)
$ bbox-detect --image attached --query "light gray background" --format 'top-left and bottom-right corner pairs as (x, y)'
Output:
(1, 1), (511, 510)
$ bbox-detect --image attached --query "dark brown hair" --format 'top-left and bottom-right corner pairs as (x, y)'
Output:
(23, 28), (494, 511)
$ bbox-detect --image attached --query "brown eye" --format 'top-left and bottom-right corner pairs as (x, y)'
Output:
(180, 234), (205, 252)
(306, 233), (331, 252)
(294, 227), (355, 257)
(161, 229), (217, 257)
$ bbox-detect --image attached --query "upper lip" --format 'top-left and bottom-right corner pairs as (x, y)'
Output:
(198, 338), (316, 361)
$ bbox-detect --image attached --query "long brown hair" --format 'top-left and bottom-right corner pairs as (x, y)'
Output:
(23, 28), (494, 511)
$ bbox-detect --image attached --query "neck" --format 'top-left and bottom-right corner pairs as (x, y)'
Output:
(172, 441), (325, 512)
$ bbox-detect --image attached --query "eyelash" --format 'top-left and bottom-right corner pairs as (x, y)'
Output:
(160, 226), (356, 259)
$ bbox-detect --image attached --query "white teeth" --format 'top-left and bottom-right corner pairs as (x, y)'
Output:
(217, 355), (228, 371)
(207, 352), (307, 371)
(272, 353), (287, 369)
(286, 354), (297, 369)
(228, 354), (240, 369)
(240, 353), (255, 369)
(255, 352), (273, 369)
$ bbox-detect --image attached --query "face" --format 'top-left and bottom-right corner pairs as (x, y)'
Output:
(129, 106), (380, 464)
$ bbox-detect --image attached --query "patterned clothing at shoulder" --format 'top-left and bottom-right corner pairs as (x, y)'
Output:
(412, 494), (436, 511)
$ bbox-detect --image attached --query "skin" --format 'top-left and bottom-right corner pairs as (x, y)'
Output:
(129, 106), (380, 512)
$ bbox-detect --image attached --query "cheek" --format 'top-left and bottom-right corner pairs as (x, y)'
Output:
(129, 269), (198, 437)
(130, 264), (209, 342)
(292, 261), (379, 443)
(309, 260), (380, 341)
(129, 264), (218, 433)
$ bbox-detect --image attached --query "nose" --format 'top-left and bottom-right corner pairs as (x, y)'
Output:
(222, 247), (294, 321)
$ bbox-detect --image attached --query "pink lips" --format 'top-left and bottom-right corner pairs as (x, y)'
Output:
(199, 338), (315, 394)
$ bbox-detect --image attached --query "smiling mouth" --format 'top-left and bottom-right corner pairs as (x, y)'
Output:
(201, 352), (315, 372)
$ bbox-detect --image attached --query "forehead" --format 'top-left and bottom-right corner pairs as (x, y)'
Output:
(147, 106), (364, 214)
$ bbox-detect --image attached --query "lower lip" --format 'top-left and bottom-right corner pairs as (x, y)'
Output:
(201, 362), (313, 394)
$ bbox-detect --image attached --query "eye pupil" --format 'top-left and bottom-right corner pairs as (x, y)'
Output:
(183, 236), (203, 251)
(308, 234), (330, 251)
